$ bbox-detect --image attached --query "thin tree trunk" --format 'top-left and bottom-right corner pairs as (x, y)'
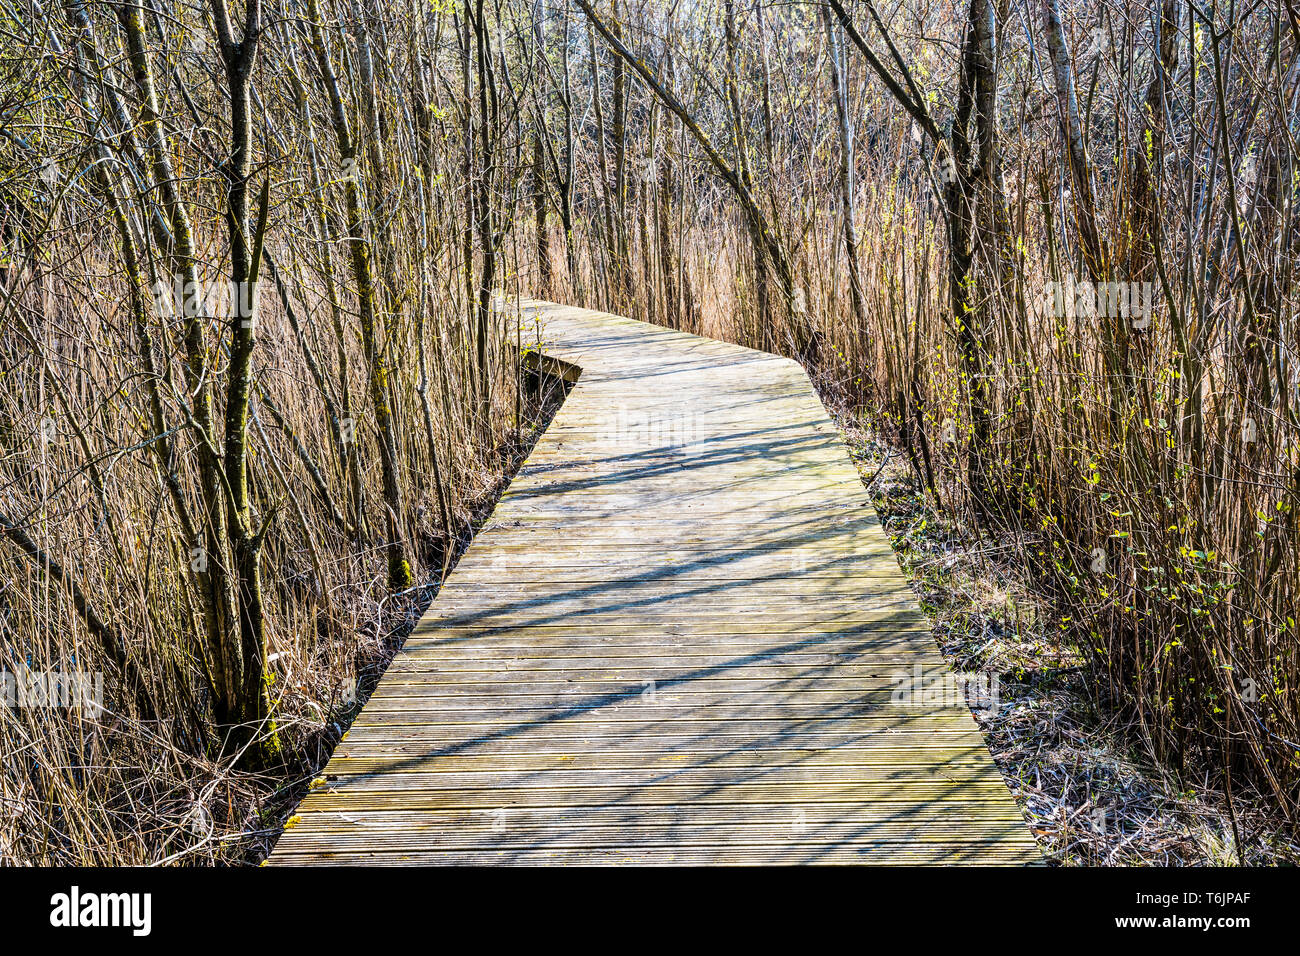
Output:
(823, 9), (870, 358)
(212, 0), (280, 764)
(304, 0), (412, 589)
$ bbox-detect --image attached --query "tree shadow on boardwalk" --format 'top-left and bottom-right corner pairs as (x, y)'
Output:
(271, 315), (1038, 864)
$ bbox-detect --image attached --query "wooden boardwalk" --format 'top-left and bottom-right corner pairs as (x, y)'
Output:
(269, 300), (1038, 865)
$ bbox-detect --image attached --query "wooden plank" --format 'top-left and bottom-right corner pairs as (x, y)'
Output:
(268, 299), (1038, 866)
(329, 731), (995, 754)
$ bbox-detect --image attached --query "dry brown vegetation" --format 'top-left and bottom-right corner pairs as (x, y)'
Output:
(845, 421), (1300, 864)
(1, 0), (1298, 863)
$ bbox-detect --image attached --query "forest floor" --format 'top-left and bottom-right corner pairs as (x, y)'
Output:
(838, 416), (1300, 865)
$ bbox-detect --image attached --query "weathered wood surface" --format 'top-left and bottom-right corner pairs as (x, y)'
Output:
(269, 300), (1038, 865)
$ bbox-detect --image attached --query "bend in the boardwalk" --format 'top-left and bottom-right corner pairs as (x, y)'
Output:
(269, 299), (1039, 865)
